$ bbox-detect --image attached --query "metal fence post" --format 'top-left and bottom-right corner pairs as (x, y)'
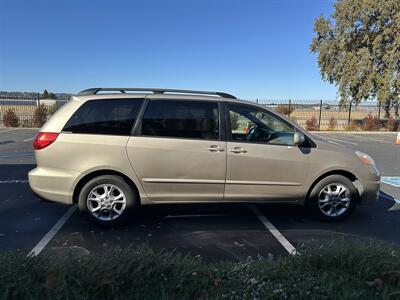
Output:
(37, 92), (41, 107)
(347, 101), (352, 125)
(288, 99), (291, 117)
(377, 101), (381, 121)
(318, 100), (323, 130)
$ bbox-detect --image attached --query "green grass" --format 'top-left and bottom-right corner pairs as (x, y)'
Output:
(1, 240), (399, 300)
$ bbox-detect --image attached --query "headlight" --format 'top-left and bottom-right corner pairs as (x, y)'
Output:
(355, 151), (375, 166)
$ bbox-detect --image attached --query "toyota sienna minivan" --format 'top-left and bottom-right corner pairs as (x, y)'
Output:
(29, 88), (380, 225)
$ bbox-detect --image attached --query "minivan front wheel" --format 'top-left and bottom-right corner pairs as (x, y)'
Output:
(308, 175), (357, 222)
(78, 175), (137, 226)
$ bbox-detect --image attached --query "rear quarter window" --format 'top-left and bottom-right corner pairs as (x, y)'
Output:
(63, 99), (143, 135)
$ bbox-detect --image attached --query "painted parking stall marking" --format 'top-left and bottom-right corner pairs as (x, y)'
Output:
(379, 175), (400, 211)
(0, 179), (28, 184)
(249, 205), (297, 255)
(0, 152), (34, 159)
(381, 176), (400, 188)
(0, 128), (20, 134)
(315, 135), (358, 146)
(27, 206), (78, 257)
(353, 135), (394, 144)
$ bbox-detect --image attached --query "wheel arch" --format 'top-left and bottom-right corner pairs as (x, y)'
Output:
(72, 169), (140, 204)
(305, 170), (360, 204)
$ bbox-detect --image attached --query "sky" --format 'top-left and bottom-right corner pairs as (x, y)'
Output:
(0, 0), (337, 100)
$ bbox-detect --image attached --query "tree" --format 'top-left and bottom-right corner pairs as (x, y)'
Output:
(42, 89), (49, 99)
(310, 0), (400, 117)
(42, 89), (56, 99)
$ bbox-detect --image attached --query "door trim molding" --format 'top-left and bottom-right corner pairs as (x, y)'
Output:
(142, 178), (300, 186)
(142, 178), (225, 184)
(226, 180), (300, 186)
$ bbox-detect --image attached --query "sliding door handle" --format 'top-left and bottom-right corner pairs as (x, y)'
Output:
(208, 145), (225, 152)
(229, 147), (247, 154)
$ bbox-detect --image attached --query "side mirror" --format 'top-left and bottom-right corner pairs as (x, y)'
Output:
(293, 132), (305, 146)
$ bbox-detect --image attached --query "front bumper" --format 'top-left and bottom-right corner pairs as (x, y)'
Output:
(357, 170), (380, 205)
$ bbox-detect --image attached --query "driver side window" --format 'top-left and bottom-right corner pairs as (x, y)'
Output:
(229, 111), (254, 140)
(228, 104), (295, 146)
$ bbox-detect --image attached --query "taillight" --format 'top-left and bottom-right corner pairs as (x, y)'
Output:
(33, 132), (59, 150)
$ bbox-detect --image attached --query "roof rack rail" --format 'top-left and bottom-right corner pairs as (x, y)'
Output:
(78, 88), (236, 99)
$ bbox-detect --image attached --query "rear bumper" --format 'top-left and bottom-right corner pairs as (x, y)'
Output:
(28, 167), (79, 204)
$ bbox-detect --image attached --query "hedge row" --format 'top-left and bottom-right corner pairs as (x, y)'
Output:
(1, 239), (399, 299)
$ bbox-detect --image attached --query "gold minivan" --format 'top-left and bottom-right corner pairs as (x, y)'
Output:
(28, 88), (380, 225)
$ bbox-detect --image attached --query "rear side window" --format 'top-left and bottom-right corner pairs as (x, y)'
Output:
(63, 99), (143, 135)
(141, 100), (219, 140)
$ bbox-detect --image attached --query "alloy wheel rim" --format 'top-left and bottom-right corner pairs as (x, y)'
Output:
(87, 184), (126, 221)
(318, 183), (351, 217)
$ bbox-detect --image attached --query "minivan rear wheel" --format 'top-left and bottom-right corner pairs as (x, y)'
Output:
(307, 175), (357, 222)
(78, 175), (138, 226)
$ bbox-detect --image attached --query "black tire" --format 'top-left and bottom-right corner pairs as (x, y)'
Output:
(307, 175), (358, 222)
(78, 175), (138, 226)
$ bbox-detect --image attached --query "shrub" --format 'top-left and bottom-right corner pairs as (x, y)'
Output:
(345, 120), (359, 131)
(20, 118), (33, 128)
(2, 109), (19, 127)
(33, 104), (47, 127)
(276, 104), (295, 115)
(327, 117), (337, 130)
(305, 115), (318, 131)
(0, 240), (400, 299)
(47, 102), (60, 115)
(386, 117), (399, 132)
(362, 113), (380, 131)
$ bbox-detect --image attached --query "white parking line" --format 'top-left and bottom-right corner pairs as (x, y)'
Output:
(0, 152), (33, 159)
(249, 205), (297, 255)
(23, 137), (35, 142)
(27, 205), (77, 257)
(0, 128), (19, 134)
(0, 179), (28, 184)
(352, 135), (393, 144)
(317, 139), (345, 146)
(315, 135), (358, 145)
(381, 176), (400, 188)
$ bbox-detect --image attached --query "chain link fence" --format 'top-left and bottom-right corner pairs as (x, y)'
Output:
(0, 92), (399, 130)
(257, 99), (399, 131)
(0, 92), (70, 128)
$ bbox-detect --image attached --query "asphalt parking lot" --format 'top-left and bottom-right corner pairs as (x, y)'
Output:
(0, 128), (399, 262)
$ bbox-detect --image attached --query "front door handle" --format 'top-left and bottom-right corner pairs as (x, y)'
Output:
(229, 147), (247, 154)
(208, 145), (225, 152)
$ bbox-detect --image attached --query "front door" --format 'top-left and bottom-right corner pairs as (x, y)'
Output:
(126, 99), (226, 202)
(224, 103), (309, 201)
